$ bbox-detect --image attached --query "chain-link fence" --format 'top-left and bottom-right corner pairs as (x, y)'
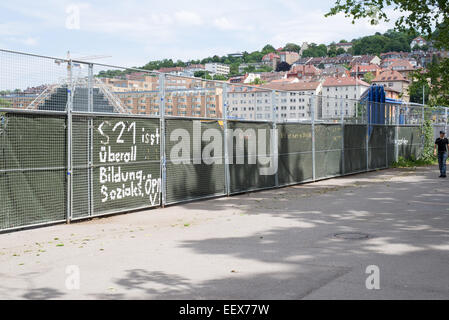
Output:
(1, 49), (447, 232)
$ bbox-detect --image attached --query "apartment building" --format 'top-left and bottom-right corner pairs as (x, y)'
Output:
(335, 42), (353, 52)
(227, 82), (322, 121)
(0, 93), (36, 109)
(238, 62), (265, 73)
(262, 52), (280, 69)
(388, 60), (416, 79)
(410, 36), (427, 48)
(279, 51), (300, 65)
(205, 63), (230, 76)
(350, 64), (381, 79)
(287, 65), (322, 81)
(102, 73), (194, 92)
(116, 87), (222, 117)
(321, 77), (370, 119)
(372, 69), (410, 102)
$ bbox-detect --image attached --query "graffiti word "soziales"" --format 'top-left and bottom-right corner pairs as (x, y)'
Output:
(101, 182), (143, 202)
(100, 175), (161, 204)
(99, 145), (137, 163)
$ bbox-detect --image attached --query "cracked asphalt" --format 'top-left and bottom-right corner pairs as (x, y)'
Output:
(0, 165), (448, 299)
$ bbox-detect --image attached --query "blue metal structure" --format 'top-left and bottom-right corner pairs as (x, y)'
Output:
(361, 85), (405, 134)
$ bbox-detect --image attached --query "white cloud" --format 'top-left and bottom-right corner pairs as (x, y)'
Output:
(174, 11), (203, 26)
(0, 0), (411, 65)
(213, 17), (234, 30)
(19, 37), (39, 46)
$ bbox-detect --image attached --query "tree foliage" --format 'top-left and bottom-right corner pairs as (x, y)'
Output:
(276, 61), (291, 72)
(283, 43), (301, 52)
(351, 30), (415, 55)
(326, 0), (449, 106)
(302, 43), (328, 57)
(363, 71), (375, 83)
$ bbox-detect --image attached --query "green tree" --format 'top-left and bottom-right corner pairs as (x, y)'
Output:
(363, 71), (375, 83)
(326, 0), (449, 106)
(248, 78), (265, 85)
(213, 74), (228, 81)
(408, 75), (430, 104)
(229, 62), (240, 76)
(255, 65), (273, 73)
(283, 43), (301, 52)
(336, 48), (346, 55)
(261, 44), (276, 54)
(194, 71), (212, 79)
(276, 61), (291, 72)
(302, 43), (328, 57)
(328, 45), (337, 57)
(0, 98), (11, 108)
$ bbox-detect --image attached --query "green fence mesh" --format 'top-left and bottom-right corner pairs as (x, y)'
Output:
(369, 125), (388, 169)
(398, 126), (422, 159)
(71, 116), (161, 218)
(165, 119), (225, 203)
(314, 124), (343, 179)
(228, 121), (276, 193)
(0, 111), (427, 231)
(344, 124), (367, 174)
(0, 112), (67, 229)
(277, 123), (313, 185)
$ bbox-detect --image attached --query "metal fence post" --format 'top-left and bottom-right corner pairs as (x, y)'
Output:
(88, 63), (94, 217)
(66, 60), (73, 223)
(311, 95), (316, 181)
(340, 100), (345, 175)
(271, 90), (279, 187)
(385, 102), (388, 168)
(366, 101), (369, 171)
(395, 105), (399, 162)
(223, 83), (231, 196)
(159, 73), (167, 207)
(445, 107), (448, 136)
(422, 105), (425, 125)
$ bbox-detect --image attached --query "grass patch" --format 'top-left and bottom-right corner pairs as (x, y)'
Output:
(391, 156), (437, 168)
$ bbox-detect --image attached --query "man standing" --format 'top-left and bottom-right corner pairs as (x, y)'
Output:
(434, 131), (449, 178)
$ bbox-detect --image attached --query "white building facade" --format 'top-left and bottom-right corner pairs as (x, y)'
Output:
(205, 63), (230, 76)
(227, 82), (322, 121)
(321, 77), (370, 119)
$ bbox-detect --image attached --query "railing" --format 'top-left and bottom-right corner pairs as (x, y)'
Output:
(0, 47), (447, 233)
(94, 77), (129, 114)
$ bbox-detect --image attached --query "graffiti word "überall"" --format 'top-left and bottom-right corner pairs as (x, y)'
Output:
(99, 146), (137, 163)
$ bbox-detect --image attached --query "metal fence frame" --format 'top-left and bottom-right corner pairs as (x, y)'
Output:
(0, 48), (446, 232)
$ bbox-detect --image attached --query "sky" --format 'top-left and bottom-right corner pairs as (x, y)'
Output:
(0, 0), (401, 68)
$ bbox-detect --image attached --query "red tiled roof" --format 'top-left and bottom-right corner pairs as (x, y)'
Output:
(262, 52), (280, 61)
(372, 69), (409, 82)
(289, 65), (322, 75)
(350, 64), (380, 73)
(322, 77), (370, 87)
(262, 81), (321, 91)
(158, 67), (184, 73)
(388, 59), (414, 70)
